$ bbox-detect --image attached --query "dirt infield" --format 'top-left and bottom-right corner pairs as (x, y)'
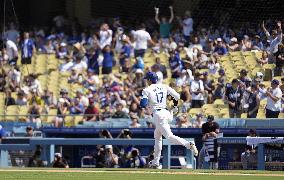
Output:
(0, 169), (284, 177)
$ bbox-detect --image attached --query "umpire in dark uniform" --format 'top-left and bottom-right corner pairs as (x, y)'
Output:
(199, 115), (220, 169)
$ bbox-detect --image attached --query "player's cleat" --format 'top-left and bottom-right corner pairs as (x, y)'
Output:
(187, 142), (198, 156)
(148, 161), (162, 169)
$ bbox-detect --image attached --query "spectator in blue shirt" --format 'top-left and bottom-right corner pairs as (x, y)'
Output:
(213, 38), (228, 56)
(21, 32), (35, 64)
(132, 56), (144, 72)
(119, 38), (131, 70)
(70, 97), (84, 114)
(252, 35), (264, 50)
(169, 50), (182, 78)
(102, 45), (115, 74)
(87, 47), (100, 75)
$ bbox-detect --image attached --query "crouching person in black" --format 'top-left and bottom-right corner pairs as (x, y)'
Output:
(52, 153), (69, 168)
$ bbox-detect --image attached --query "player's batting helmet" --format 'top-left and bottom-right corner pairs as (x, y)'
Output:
(144, 72), (158, 83)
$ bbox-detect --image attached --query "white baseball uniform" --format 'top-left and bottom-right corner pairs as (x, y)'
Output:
(142, 83), (191, 166)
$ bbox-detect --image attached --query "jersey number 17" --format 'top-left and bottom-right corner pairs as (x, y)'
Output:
(156, 92), (164, 103)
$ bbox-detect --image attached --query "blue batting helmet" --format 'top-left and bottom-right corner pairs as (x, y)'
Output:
(144, 72), (158, 83)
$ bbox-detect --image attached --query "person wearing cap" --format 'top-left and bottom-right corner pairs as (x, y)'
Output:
(265, 79), (282, 118)
(225, 79), (244, 118)
(239, 69), (250, 83)
(241, 129), (258, 170)
(203, 71), (215, 104)
(56, 42), (68, 59)
(104, 145), (119, 168)
(140, 71), (198, 169)
(20, 32), (35, 64)
(213, 69), (226, 100)
(241, 35), (252, 51)
(200, 115), (220, 169)
(226, 37), (240, 52)
(252, 35), (264, 50)
(118, 34), (131, 70)
(190, 72), (205, 108)
(52, 152), (69, 168)
(82, 98), (99, 122)
(213, 38), (227, 56)
(246, 84), (260, 118)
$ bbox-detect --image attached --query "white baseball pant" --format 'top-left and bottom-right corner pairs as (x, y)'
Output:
(152, 109), (190, 166)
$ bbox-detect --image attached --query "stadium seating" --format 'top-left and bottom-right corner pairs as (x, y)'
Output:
(0, 49), (281, 126)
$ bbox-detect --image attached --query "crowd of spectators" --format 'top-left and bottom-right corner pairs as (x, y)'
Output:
(0, 6), (284, 129)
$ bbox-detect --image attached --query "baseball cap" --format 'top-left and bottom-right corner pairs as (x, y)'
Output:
(240, 69), (247, 74)
(105, 145), (113, 149)
(217, 38), (222, 42)
(54, 153), (62, 158)
(271, 79), (280, 85)
(231, 78), (240, 84)
(230, 37), (238, 42)
(144, 72), (158, 83)
(218, 69), (225, 75)
(207, 115), (214, 121)
(203, 71), (209, 76)
(135, 69), (144, 74)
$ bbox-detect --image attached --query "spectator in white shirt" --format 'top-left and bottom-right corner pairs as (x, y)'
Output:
(265, 79), (282, 118)
(60, 55), (74, 72)
(190, 72), (205, 108)
(151, 64), (163, 84)
(5, 39), (18, 65)
(71, 54), (87, 73)
(177, 10), (193, 46)
(99, 23), (113, 49)
(262, 21), (282, 63)
(133, 23), (155, 58)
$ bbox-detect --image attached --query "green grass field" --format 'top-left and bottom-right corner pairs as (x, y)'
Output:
(1, 169), (284, 180)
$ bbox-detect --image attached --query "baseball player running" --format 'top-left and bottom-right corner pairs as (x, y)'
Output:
(140, 72), (198, 169)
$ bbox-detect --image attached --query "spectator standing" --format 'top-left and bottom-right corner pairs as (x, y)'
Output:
(99, 23), (113, 49)
(154, 6), (174, 49)
(3, 23), (19, 44)
(225, 79), (244, 118)
(265, 79), (282, 118)
(102, 45), (115, 74)
(262, 21), (282, 63)
(20, 32), (35, 64)
(177, 11), (193, 46)
(246, 84), (260, 118)
(133, 23), (155, 58)
(190, 72), (205, 108)
(5, 39), (18, 65)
